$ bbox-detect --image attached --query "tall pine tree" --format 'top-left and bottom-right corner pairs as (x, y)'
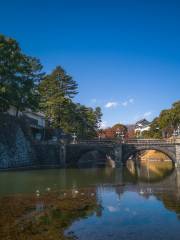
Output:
(39, 66), (78, 128)
(39, 66), (102, 138)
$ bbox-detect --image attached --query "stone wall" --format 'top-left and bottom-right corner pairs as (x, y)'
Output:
(0, 114), (36, 169)
(34, 143), (66, 167)
(0, 114), (65, 170)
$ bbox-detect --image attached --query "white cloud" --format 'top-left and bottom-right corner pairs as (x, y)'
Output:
(104, 98), (134, 109)
(122, 98), (134, 107)
(107, 206), (119, 212)
(100, 121), (108, 129)
(143, 111), (152, 118)
(129, 98), (134, 104)
(105, 101), (118, 108)
(122, 101), (128, 107)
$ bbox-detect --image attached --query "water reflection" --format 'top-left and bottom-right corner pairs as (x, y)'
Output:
(0, 162), (173, 197)
(65, 166), (180, 240)
(66, 188), (180, 240)
(0, 166), (180, 239)
(126, 159), (174, 182)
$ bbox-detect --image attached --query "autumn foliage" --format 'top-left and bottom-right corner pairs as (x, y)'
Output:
(99, 123), (128, 139)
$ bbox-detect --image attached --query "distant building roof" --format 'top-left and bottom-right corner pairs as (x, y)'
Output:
(23, 109), (45, 118)
(135, 119), (151, 133)
(135, 119), (150, 127)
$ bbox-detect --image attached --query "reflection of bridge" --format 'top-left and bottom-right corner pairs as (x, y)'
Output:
(114, 167), (180, 215)
(66, 139), (180, 167)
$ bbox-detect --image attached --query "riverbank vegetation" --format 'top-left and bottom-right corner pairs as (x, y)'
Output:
(142, 101), (180, 139)
(0, 34), (102, 139)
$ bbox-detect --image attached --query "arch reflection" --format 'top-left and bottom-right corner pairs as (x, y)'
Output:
(126, 150), (174, 182)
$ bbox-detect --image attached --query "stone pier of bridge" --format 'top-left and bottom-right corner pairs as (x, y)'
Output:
(175, 137), (180, 167)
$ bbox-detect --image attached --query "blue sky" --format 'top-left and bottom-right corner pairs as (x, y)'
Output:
(1, 0), (180, 127)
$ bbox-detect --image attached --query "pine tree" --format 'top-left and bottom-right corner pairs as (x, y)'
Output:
(50, 66), (78, 98)
(39, 66), (78, 128)
(39, 68), (102, 138)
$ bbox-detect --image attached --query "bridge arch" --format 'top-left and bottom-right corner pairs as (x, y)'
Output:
(67, 143), (115, 167)
(78, 149), (108, 168)
(122, 145), (176, 164)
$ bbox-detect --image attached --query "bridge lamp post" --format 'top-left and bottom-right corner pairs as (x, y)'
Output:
(173, 129), (177, 137)
(60, 132), (66, 144)
(120, 133), (125, 143)
(173, 126), (180, 137)
(156, 127), (163, 138)
(72, 132), (77, 144)
(116, 128), (124, 143)
(177, 126), (180, 136)
(116, 129), (121, 140)
(172, 129), (177, 144)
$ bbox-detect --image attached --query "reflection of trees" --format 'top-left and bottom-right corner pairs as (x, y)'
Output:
(156, 192), (180, 216)
(114, 168), (180, 218)
(153, 169), (180, 216)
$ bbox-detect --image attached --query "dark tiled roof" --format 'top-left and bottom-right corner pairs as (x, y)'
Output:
(135, 119), (150, 126)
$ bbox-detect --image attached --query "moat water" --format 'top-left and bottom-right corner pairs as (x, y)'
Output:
(1, 160), (180, 239)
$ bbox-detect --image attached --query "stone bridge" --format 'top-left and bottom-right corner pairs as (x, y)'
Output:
(66, 139), (180, 167)
(66, 141), (115, 167)
(122, 139), (179, 164)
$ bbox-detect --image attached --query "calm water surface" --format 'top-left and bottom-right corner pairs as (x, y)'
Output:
(1, 161), (180, 240)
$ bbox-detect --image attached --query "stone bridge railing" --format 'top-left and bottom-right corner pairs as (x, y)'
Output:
(125, 139), (176, 145)
(78, 138), (176, 145)
(79, 139), (114, 145)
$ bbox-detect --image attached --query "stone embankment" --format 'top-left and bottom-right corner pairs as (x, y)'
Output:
(0, 114), (65, 170)
(0, 114), (36, 169)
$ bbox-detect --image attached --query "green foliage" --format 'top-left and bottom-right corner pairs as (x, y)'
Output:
(39, 67), (102, 138)
(0, 34), (102, 138)
(0, 34), (43, 114)
(94, 106), (103, 129)
(71, 104), (102, 139)
(42, 66), (78, 99)
(146, 101), (180, 138)
(39, 66), (78, 129)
